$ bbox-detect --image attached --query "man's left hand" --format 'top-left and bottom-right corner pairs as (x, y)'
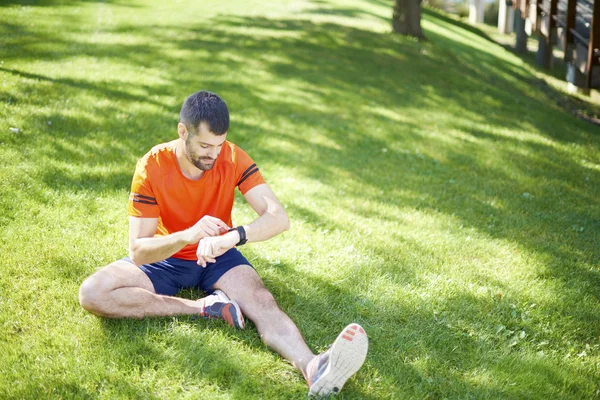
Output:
(196, 233), (238, 267)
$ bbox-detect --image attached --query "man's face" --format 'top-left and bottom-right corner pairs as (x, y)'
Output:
(183, 121), (227, 171)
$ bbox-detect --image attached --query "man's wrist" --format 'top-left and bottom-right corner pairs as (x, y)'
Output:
(181, 229), (196, 245)
(227, 229), (240, 246)
(228, 226), (247, 246)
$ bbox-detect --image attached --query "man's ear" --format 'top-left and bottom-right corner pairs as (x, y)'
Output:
(177, 122), (188, 141)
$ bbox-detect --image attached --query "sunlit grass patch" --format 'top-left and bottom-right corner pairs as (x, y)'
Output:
(1, 0), (599, 399)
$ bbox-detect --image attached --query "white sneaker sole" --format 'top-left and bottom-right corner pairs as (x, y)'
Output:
(212, 290), (245, 329)
(308, 323), (368, 397)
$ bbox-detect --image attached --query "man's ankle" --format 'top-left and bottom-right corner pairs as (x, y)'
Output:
(303, 354), (319, 382)
(196, 294), (219, 314)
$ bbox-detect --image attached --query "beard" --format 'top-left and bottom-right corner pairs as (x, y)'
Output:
(188, 152), (216, 171)
(184, 142), (216, 171)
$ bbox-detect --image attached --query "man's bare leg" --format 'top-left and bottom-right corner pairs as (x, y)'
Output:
(212, 265), (316, 378)
(79, 260), (206, 318)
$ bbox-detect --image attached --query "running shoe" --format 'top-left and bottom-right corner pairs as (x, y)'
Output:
(307, 323), (368, 397)
(197, 290), (245, 329)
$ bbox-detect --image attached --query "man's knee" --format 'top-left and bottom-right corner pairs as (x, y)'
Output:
(79, 260), (151, 316)
(79, 275), (100, 314)
(250, 286), (280, 312)
(215, 265), (281, 316)
(79, 270), (113, 316)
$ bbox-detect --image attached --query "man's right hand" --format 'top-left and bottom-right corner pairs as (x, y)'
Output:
(185, 216), (230, 244)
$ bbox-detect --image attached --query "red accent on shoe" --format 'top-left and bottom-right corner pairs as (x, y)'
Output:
(307, 323), (369, 397)
(359, 327), (365, 334)
(221, 304), (234, 327)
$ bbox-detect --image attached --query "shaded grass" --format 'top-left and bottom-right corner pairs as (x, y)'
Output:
(0, 0), (599, 399)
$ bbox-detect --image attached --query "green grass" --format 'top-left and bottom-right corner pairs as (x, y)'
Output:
(1, 0), (599, 398)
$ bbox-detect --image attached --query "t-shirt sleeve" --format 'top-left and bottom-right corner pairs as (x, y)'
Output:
(127, 159), (160, 218)
(235, 147), (266, 195)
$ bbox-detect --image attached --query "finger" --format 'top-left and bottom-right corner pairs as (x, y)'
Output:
(207, 217), (230, 231)
(197, 241), (218, 264)
(197, 252), (215, 265)
(197, 243), (213, 266)
(196, 226), (213, 239)
(198, 240), (211, 256)
(204, 227), (217, 237)
(216, 220), (231, 231)
(201, 220), (221, 236)
(196, 242), (208, 262)
(207, 241), (217, 256)
(196, 246), (206, 267)
(206, 222), (221, 236)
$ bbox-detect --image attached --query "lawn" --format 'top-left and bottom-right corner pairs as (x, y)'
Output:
(0, 0), (599, 398)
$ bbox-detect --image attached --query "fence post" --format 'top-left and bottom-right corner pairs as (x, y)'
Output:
(515, 5), (529, 52)
(586, 0), (600, 87)
(499, 0), (515, 33)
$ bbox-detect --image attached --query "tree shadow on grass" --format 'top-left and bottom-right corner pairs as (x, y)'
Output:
(250, 255), (596, 398)
(0, 0), (136, 7)
(305, 0), (389, 24)
(422, 7), (497, 44)
(7, 381), (102, 400)
(422, 7), (600, 120)
(96, 308), (306, 398)
(4, 0), (596, 302)
(229, 100), (600, 302)
(497, 37), (569, 82)
(187, 13), (596, 147)
(3, 5), (599, 397)
(0, 68), (167, 109)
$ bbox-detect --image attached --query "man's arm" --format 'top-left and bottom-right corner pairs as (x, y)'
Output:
(241, 183), (291, 241)
(196, 184), (290, 266)
(129, 216), (230, 266)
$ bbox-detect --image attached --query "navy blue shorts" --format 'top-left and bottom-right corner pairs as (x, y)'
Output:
(123, 248), (252, 296)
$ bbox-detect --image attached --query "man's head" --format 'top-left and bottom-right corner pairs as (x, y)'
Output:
(179, 91), (229, 135)
(178, 91), (229, 171)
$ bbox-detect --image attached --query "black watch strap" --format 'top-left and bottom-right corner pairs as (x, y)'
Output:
(228, 226), (247, 246)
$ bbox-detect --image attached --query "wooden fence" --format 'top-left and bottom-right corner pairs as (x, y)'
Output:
(513, 0), (599, 89)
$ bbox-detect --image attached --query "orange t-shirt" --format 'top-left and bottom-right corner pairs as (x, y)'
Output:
(127, 139), (265, 260)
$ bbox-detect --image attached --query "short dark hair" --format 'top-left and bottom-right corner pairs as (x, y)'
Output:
(180, 91), (229, 135)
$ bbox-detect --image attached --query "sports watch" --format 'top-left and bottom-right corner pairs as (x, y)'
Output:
(228, 226), (247, 246)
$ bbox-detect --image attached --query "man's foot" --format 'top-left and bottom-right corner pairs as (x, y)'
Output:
(307, 323), (368, 397)
(197, 289), (245, 329)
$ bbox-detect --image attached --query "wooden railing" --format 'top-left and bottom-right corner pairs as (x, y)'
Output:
(513, 0), (599, 89)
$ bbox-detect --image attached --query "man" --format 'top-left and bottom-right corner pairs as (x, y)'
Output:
(79, 91), (368, 396)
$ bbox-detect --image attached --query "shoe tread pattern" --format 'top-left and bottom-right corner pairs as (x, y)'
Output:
(308, 323), (368, 397)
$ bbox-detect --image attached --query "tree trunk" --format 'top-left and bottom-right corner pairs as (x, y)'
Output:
(392, 0), (424, 38)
